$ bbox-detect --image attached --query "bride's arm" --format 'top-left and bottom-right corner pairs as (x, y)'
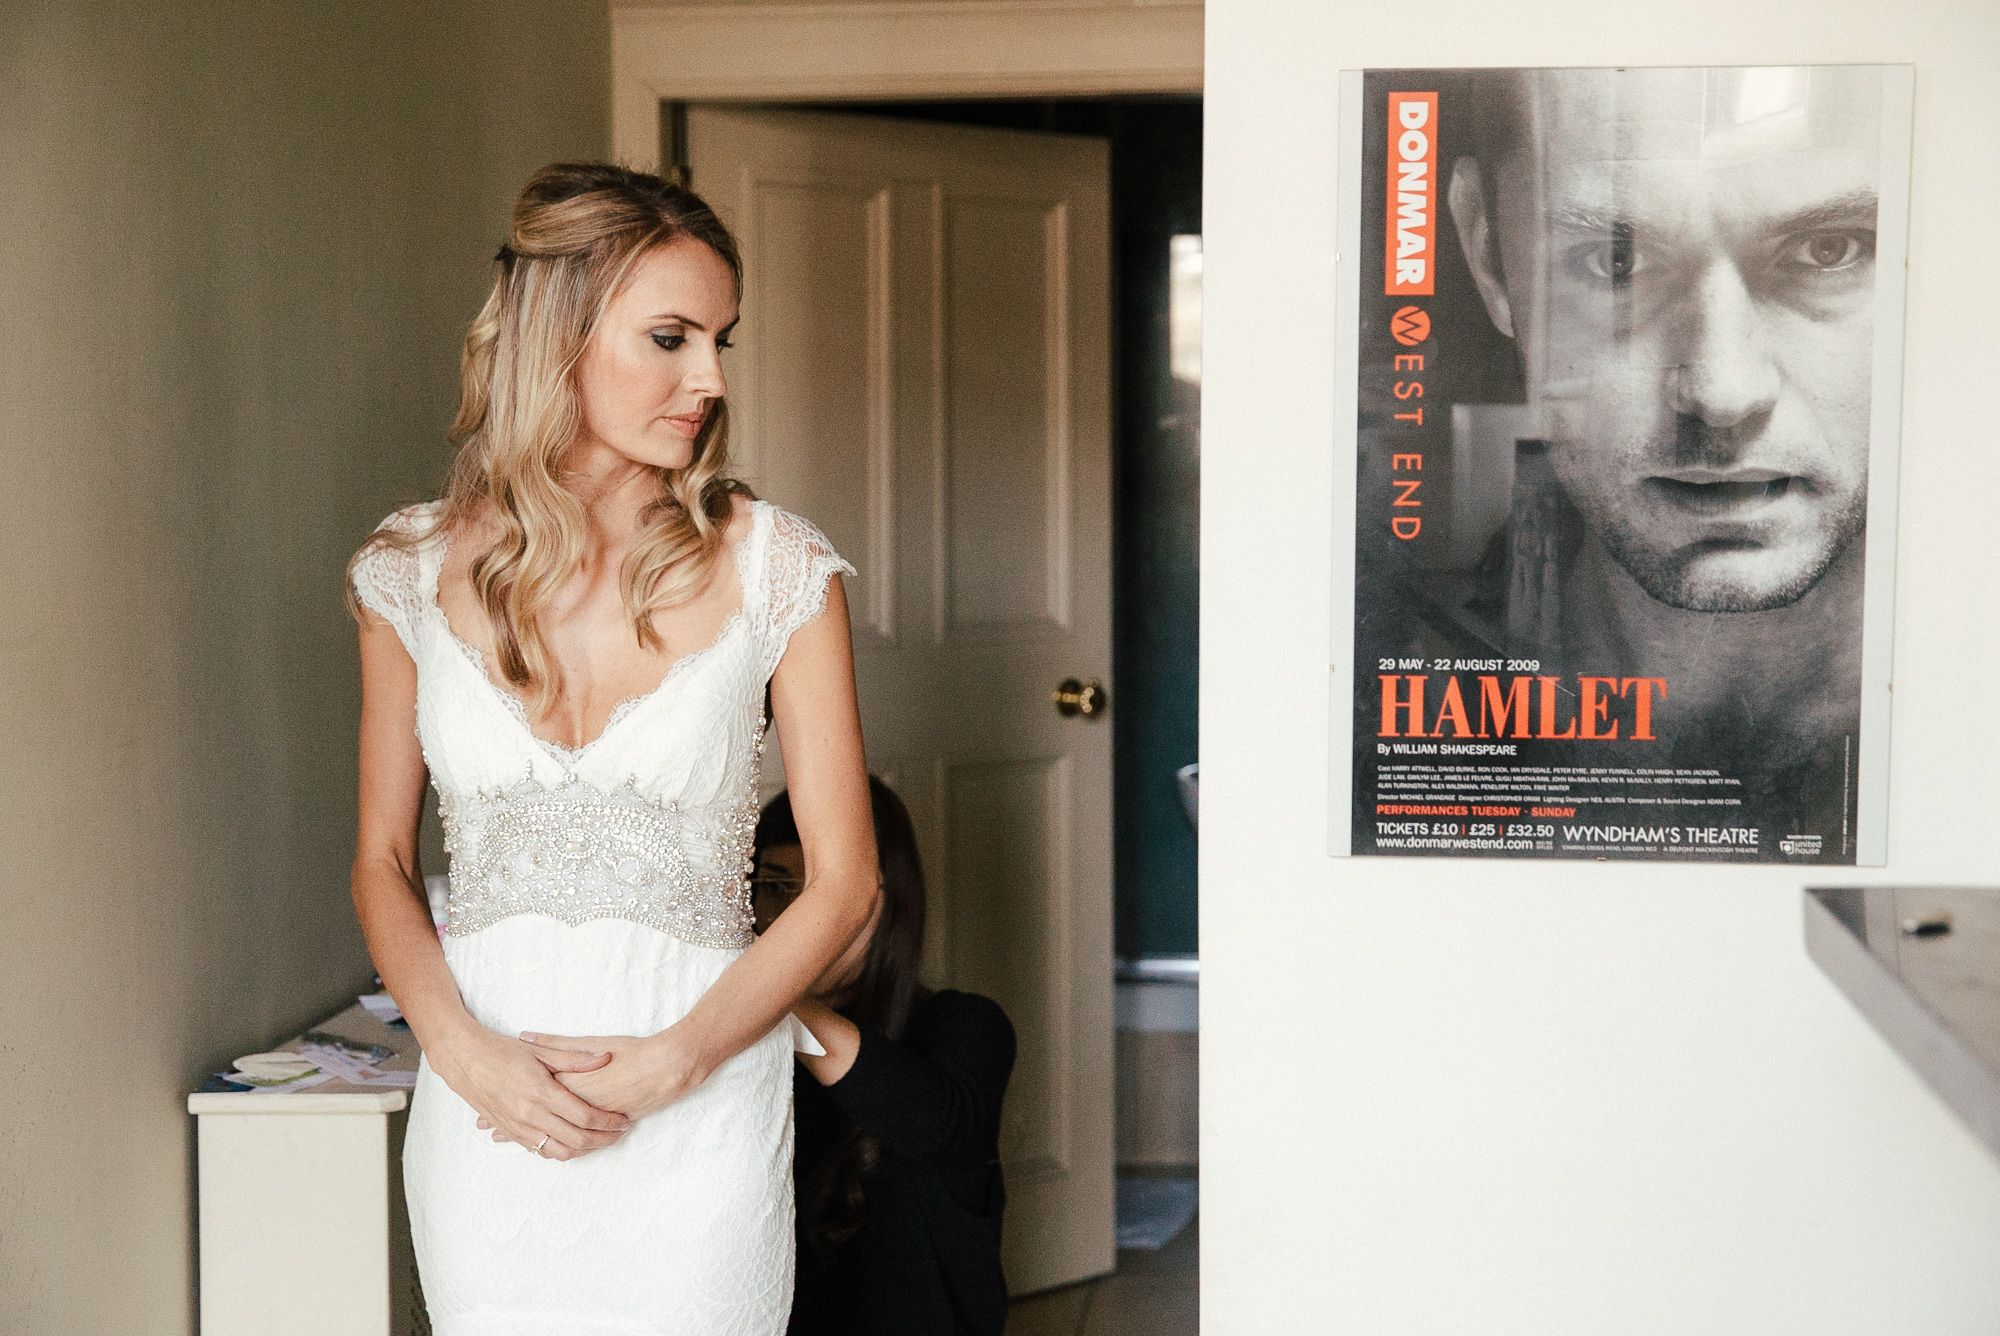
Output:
(351, 611), (629, 1160)
(534, 576), (879, 1118)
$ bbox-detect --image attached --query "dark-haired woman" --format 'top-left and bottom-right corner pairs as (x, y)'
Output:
(755, 778), (1016, 1336)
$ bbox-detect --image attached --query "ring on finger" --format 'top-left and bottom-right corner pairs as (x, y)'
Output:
(534, 1133), (551, 1155)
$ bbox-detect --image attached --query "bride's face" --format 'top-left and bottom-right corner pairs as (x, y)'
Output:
(570, 237), (739, 473)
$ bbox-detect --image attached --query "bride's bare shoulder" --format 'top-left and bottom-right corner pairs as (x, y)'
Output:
(443, 495), (511, 541)
(717, 488), (760, 546)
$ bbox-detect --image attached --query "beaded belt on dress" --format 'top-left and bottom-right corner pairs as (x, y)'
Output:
(438, 777), (758, 949)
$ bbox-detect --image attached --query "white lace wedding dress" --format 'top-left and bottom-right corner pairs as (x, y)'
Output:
(350, 497), (853, 1336)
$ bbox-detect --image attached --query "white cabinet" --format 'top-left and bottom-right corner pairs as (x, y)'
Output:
(187, 1002), (424, 1335)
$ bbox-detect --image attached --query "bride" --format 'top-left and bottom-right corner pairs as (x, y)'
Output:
(346, 161), (879, 1334)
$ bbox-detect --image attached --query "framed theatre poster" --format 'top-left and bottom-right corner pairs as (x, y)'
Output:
(1330, 65), (1913, 864)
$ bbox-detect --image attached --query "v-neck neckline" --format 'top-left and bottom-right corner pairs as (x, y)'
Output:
(422, 501), (763, 769)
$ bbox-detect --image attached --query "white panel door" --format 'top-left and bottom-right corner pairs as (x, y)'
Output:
(687, 105), (1114, 1296)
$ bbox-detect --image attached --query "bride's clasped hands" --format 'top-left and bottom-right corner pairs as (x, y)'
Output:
(426, 1023), (630, 1162)
(463, 1025), (714, 1157)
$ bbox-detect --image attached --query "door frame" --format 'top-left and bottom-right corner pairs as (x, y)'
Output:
(610, 0), (1202, 165)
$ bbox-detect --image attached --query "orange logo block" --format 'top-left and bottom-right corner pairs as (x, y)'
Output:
(1385, 92), (1437, 297)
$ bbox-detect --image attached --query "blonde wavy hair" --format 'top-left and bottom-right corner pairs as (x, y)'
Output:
(349, 162), (752, 718)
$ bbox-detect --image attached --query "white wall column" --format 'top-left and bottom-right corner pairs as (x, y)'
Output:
(1201, 4), (2000, 1332)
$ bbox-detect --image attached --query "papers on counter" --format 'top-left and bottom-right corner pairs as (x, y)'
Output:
(213, 1031), (417, 1094)
(297, 1031), (417, 1088)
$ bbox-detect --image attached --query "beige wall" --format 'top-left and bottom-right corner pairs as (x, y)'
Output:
(0, 5), (609, 1330)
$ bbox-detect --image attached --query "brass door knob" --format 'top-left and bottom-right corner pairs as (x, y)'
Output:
(1052, 678), (1107, 718)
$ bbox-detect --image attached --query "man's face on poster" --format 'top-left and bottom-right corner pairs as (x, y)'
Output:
(1449, 67), (1883, 613)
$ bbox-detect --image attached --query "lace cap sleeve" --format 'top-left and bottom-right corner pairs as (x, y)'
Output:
(758, 505), (857, 678)
(349, 503), (433, 650)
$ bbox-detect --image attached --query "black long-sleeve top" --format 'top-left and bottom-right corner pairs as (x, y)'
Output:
(788, 989), (1017, 1336)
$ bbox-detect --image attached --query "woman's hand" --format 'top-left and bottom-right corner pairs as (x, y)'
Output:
(516, 1026), (711, 1121)
(428, 1024), (632, 1162)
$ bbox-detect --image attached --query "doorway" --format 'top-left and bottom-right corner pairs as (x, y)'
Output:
(773, 101), (1203, 1327)
(658, 79), (1199, 1325)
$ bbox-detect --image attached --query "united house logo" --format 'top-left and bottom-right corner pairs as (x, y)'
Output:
(1385, 91), (1437, 297)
